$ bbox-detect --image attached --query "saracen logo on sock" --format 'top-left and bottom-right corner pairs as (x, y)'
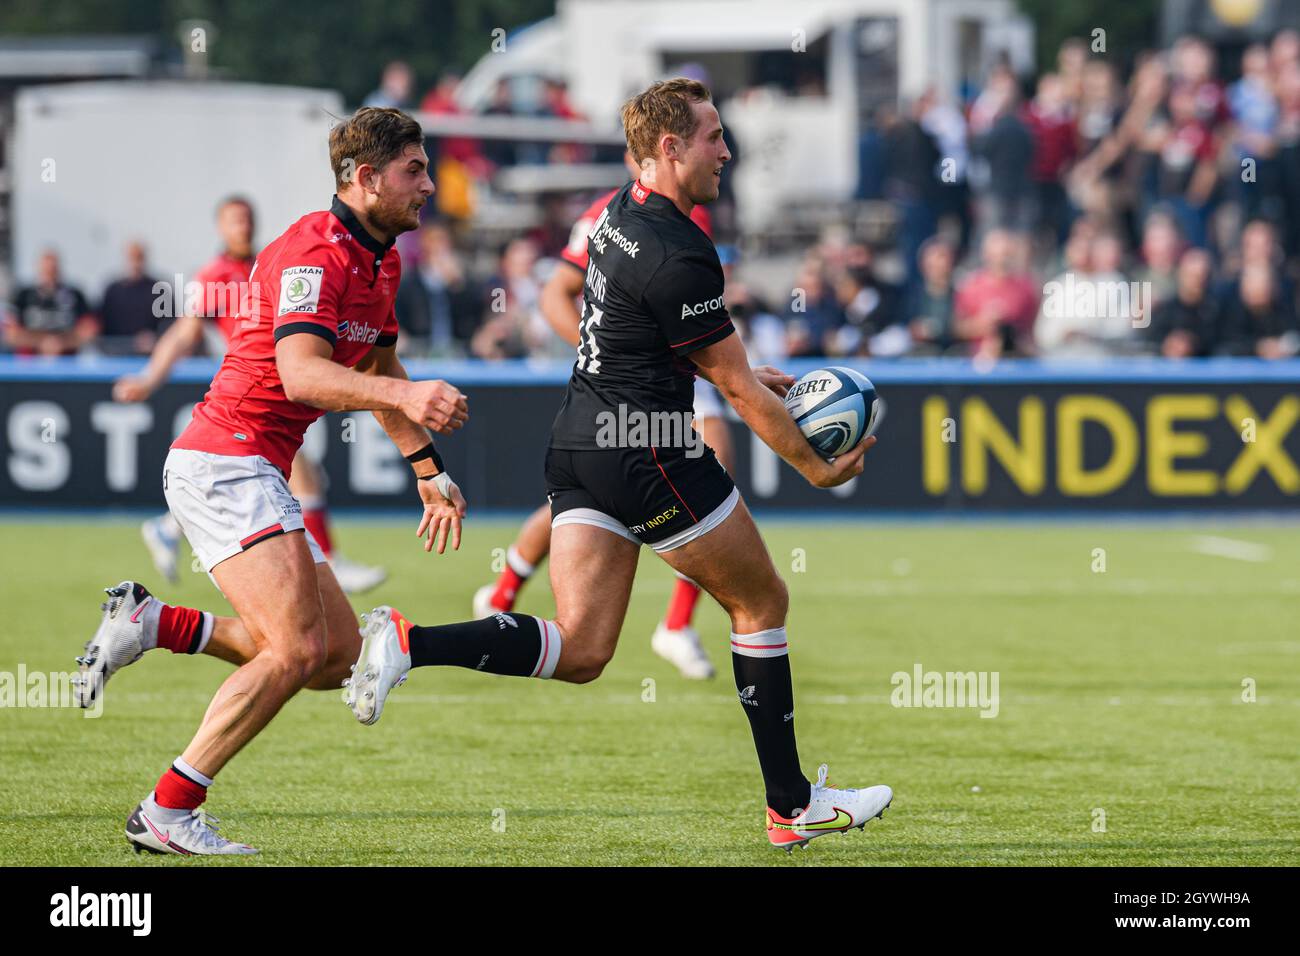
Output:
(738, 685), (758, 707)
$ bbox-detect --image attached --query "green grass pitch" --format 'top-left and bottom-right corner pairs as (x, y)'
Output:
(0, 516), (1296, 866)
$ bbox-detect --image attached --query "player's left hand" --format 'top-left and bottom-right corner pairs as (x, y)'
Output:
(416, 473), (466, 553)
(752, 365), (795, 398)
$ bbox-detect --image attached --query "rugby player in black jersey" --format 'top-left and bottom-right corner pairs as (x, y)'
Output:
(344, 79), (892, 850)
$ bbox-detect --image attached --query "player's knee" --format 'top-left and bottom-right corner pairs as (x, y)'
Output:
(769, 576), (790, 620)
(731, 574), (788, 632)
(563, 655), (611, 684)
(554, 634), (616, 684)
(266, 628), (327, 687)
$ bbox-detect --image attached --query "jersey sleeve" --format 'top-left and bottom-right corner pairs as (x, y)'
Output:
(642, 250), (734, 355)
(560, 191), (616, 272)
(271, 245), (346, 347)
(559, 213), (595, 271)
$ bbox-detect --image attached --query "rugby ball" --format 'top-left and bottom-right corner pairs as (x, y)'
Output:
(783, 367), (882, 459)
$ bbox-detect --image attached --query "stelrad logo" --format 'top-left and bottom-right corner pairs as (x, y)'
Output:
(681, 294), (724, 319)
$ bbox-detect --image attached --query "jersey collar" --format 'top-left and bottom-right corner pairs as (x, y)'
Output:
(630, 178), (689, 220)
(330, 195), (394, 258)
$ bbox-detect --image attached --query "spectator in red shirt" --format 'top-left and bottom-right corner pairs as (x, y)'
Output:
(418, 72), (485, 171)
(1146, 84), (1219, 247)
(954, 229), (1040, 358)
(1023, 73), (1078, 245)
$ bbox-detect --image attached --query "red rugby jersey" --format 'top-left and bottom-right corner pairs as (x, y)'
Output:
(559, 187), (712, 271)
(191, 251), (255, 343)
(173, 196), (400, 476)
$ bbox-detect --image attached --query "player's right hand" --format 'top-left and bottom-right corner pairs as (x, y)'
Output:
(402, 379), (468, 434)
(113, 377), (153, 403)
(806, 436), (876, 488)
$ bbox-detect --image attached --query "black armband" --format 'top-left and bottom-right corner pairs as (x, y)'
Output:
(404, 442), (445, 473)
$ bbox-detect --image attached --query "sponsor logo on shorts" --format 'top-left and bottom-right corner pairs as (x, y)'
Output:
(680, 294), (724, 320)
(628, 505), (680, 536)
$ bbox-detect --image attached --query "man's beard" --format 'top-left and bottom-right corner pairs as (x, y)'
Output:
(371, 195), (419, 237)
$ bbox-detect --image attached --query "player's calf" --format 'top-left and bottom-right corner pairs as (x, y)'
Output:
(344, 606), (565, 725)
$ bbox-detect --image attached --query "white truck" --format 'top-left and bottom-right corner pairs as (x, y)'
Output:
(457, 0), (1034, 236)
(10, 81), (343, 295)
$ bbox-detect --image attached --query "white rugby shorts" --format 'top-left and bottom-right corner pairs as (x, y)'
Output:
(162, 448), (326, 573)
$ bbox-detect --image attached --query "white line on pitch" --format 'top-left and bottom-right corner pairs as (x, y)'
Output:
(1190, 535), (1274, 563)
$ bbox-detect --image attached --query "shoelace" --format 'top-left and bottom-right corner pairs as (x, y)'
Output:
(812, 764), (859, 797)
(186, 809), (232, 850)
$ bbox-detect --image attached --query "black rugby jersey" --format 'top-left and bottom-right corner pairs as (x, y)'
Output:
(549, 179), (735, 450)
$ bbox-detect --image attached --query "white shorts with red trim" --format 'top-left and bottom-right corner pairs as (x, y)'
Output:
(162, 448), (326, 574)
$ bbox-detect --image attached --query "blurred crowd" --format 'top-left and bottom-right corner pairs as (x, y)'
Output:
(7, 33), (1300, 363)
(836, 31), (1300, 360)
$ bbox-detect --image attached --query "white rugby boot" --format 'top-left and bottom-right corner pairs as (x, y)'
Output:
(342, 606), (412, 725)
(74, 581), (157, 709)
(329, 554), (388, 594)
(125, 796), (257, 856)
(141, 514), (181, 583)
(765, 764), (893, 851)
(651, 623), (716, 680)
(472, 583), (500, 619)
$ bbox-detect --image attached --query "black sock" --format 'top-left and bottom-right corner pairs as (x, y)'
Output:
(408, 613), (560, 678)
(731, 627), (810, 817)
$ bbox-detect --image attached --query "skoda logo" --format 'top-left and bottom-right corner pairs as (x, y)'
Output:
(286, 277), (311, 302)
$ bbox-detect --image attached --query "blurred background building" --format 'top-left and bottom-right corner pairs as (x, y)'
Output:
(2, 0), (1298, 363)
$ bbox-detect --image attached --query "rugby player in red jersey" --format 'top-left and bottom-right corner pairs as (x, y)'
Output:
(75, 108), (469, 855)
(471, 152), (727, 678)
(345, 81), (893, 850)
(113, 197), (387, 594)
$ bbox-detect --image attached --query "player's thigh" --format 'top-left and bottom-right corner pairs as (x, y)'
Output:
(698, 415), (733, 473)
(549, 522), (639, 655)
(210, 530), (327, 675)
(516, 502), (554, 561)
(657, 497), (786, 627)
(287, 451), (322, 498)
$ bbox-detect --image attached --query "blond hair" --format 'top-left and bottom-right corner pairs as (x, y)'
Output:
(620, 78), (712, 164)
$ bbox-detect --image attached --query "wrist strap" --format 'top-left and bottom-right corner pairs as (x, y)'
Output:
(405, 442), (445, 473)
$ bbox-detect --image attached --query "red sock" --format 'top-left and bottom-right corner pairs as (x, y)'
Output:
(490, 567), (525, 612)
(302, 507), (334, 558)
(153, 766), (207, 811)
(665, 578), (702, 631)
(155, 604), (208, 655)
